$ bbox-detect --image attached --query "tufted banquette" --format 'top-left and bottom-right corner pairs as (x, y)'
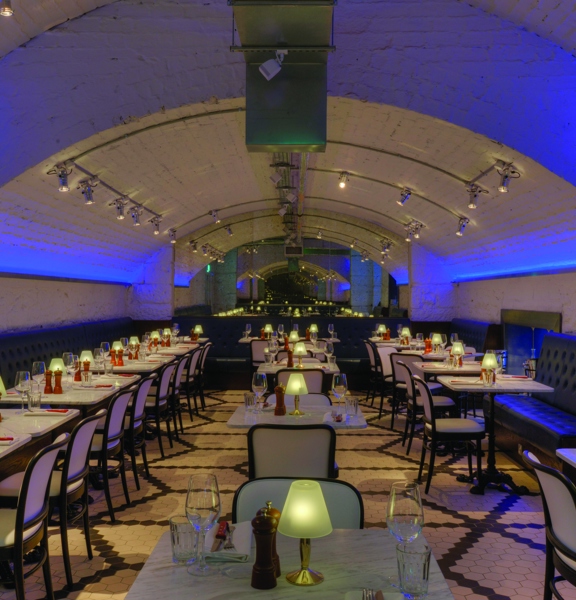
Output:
(488, 332), (576, 458)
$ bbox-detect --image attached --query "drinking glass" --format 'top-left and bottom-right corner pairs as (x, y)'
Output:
(268, 340), (278, 363)
(94, 348), (105, 375)
(62, 353), (75, 388)
(252, 372), (267, 413)
(293, 324), (299, 334)
(101, 342), (111, 359)
(172, 323), (180, 337)
(332, 373), (348, 414)
(14, 371), (31, 414)
(120, 337), (129, 354)
(450, 333), (459, 345)
(170, 516), (196, 564)
(310, 331), (318, 347)
(185, 473), (221, 577)
(386, 481), (424, 544)
(245, 324), (252, 337)
(440, 334), (447, 353)
(31, 361), (45, 385)
(325, 342), (334, 360)
(396, 543), (431, 599)
(28, 381), (42, 412)
(397, 325), (403, 339)
(328, 323), (335, 337)
(277, 323), (284, 337)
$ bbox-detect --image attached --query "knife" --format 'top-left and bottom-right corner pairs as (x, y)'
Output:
(210, 521), (229, 552)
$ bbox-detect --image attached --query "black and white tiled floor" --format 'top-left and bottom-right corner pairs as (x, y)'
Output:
(1, 390), (572, 600)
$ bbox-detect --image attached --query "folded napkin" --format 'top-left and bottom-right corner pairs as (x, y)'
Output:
(95, 384), (114, 388)
(500, 374), (529, 379)
(204, 521), (252, 562)
(449, 379), (483, 385)
(5, 392), (18, 396)
(0, 437), (15, 446)
(24, 409), (71, 416)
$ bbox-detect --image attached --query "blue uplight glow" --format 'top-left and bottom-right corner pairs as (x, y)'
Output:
(174, 274), (191, 287)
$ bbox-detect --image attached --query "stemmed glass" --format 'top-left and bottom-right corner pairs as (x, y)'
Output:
(268, 340), (278, 364)
(186, 473), (221, 577)
(94, 348), (105, 375)
(252, 372), (267, 413)
(172, 323), (180, 339)
(14, 371), (31, 414)
(440, 334), (448, 355)
(397, 325), (403, 340)
(277, 323), (284, 338)
(32, 361), (45, 386)
(450, 333), (459, 345)
(120, 337), (129, 355)
(245, 324), (252, 339)
(62, 353), (75, 388)
(101, 342), (111, 362)
(328, 323), (335, 338)
(332, 373), (348, 415)
(324, 342), (334, 361)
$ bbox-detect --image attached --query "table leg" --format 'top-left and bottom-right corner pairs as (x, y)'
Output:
(457, 392), (529, 495)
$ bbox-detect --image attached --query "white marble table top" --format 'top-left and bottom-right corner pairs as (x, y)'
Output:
(182, 337), (209, 344)
(257, 362), (339, 375)
(557, 448), (576, 468)
(0, 432), (32, 459)
(125, 529), (452, 600)
(413, 361), (482, 375)
(227, 405), (367, 429)
(0, 408), (79, 438)
(437, 375), (554, 394)
(109, 356), (174, 372)
(155, 346), (194, 356)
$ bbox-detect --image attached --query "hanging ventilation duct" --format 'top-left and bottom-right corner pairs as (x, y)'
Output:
(230, 0), (336, 153)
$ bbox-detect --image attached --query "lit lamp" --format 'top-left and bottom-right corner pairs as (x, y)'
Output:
(482, 352), (498, 386)
(277, 480), (333, 586)
(431, 333), (443, 353)
(451, 341), (464, 367)
(309, 324), (318, 334)
(129, 336), (139, 345)
(150, 331), (160, 341)
(400, 327), (411, 346)
(49, 358), (65, 373)
(0, 375), (7, 397)
(192, 325), (203, 341)
(264, 324), (273, 340)
(289, 331), (300, 350)
(163, 327), (171, 337)
(79, 350), (94, 365)
(286, 372), (308, 416)
(377, 324), (387, 339)
(293, 342), (308, 369)
(112, 341), (123, 352)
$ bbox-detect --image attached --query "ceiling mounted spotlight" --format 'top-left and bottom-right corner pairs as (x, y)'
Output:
(270, 171), (283, 185)
(316, 230), (323, 239)
(496, 163), (520, 193)
(130, 207), (142, 226)
(169, 229), (177, 244)
(78, 180), (97, 205)
(150, 216), (162, 235)
(349, 239), (356, 248)
(259, 50), (287, 81)
(467, 185), (479, 209)
(226, 226), (233, 236)
(1, 0), (13, 16)
(112, 197), (128, 220)
(381, 239), (393, 254)
(397, 188), (412, 206)
(405, 229), (413, 243)
(49, 164), (72, 192)
(285, 192), (297, 203)
(405, 220), (424, 242)
(190, 241), (198, 253)
(456, 217), (470, 237)
(380, 257), (386, 264)
(278, 204), (288, 217)
(338, 172), (349, 189)
(211, 210), (220, 224)
(202, 245), (208, 256)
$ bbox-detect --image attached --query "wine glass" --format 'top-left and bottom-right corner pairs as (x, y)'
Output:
(246, 324), (252, 337)
(450, 333), (459, 345)
(14, 371), (31, 414)
(101, 342), (111, 360)
(387, 481), (424, 543)
(120, 337), (129, 354)
(397, 325), (403, 339)
(62, 353), (75, 388)
(268, 340), (278, 363)
(172, 323), (180, 338)
(277, 323), (284, 337)
(332, 373), (348, 415)
(328, 323), (335, 338)
(31, 361), (45, 385)
(94, 348), (104, 376)
(185, 473), (221, 577)
(324, 342), (334, 360)
(440, 334), (448, 354)
(293, 324), (299, 334)
(252, 372), (267, 413)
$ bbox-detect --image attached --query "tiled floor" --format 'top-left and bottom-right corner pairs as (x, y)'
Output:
(0, 390), (570, 600)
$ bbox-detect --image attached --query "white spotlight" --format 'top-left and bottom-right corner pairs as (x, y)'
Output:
(338, 172), (349, 189)
(278, 205), (288, 217)
(350, 239), (356, 248)
(190, 241), (198, 252)
(259, 50), (286, 81)
(55, 164), (70, 192)
(0, 1), (13, 16)
(169, 229), (177, 244)
(397, 188), (411, 206)
(498, 169), (511, 193)
(270, 171), (282, 185)
(79, 180), (96, 205)
(130, 207), (142, 226)
(456, 217), (470, 237)
(211, 210), (220, 224)
(114, 198), (127, 220)
(226, 226), (233, 237)
(317, 230), (323, 239)
(150, 216), (161, 235)
(467, 186), (479, 209)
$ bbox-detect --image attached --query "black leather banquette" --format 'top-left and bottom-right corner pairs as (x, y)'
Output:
(489, 333), (576, 457)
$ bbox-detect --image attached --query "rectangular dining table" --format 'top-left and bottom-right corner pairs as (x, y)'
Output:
(125, 528), (452, 600)
(106, 355), (175, 373)
(257, 362), (340, 376)
(227, 405), (367, 429)
(437, 375), (554, 494)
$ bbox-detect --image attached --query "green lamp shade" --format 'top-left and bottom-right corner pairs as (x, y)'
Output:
(401, 327), (411, 337)
(289, 331), (300, 343)
(377, 324), (387, 333)
(431, 333), (443, 345)
(482, 352), (498, 369)
(194, 325), (204, 334)
(150, 332), (160, 340)
(285, 373), (309, 395)
(0, 376), (6, 396)
(79, 350), (95, 364)
(264, 324), (273, 333)
(451, 341), (465, 355)
(278, 480), (333, 539)
(112, 341), (123, 351)
(163, 328), (171, 335)
(129, 336), (139, 344)
(49, 358), (65, 372)
(293, 342), (308, 357)
(309, 324), (319, 333)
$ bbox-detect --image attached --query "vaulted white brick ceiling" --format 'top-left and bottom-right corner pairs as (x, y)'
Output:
(1, 0), (575, 285)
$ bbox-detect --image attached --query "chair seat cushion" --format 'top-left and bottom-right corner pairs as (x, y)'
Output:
(90, 434), (121, 453)
(395, 383), (407, 390)
(415, 395), (455, 408)
(124, 416), (143, 430)
(428, 382), (442, 392)
(489, 394), (576, 454)
(145, 399), (167, 408)
(0, 470), (83, 498)
(0, 509), (43, 547)
(427, 418), (484, 434)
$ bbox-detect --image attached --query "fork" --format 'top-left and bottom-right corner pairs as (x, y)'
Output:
(223, 525), (236, 550)
(362, 589), (375, 600)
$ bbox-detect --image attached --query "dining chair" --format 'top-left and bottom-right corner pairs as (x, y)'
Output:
(247, 424), (337, 479)
(397, 360), (456, 455)
(145, 361), (177, 458)
(195, 342), (213, 410)
(415, 376), (485, 494)
(276, 368), (324, 394)
(363, 341), (381, 405)
(169, 353), (191, 436)
(523, 450), (576, 600)
(182, 346), (202, 417)
(233, 477), (363, 528)
(90, 389), (133, 522)
(375, 345), (395, 418)
(266, 392), (332, 406)
(0, 432), (69, 600)
(250, 340), (269, 374)
(125, 373), (157, 490)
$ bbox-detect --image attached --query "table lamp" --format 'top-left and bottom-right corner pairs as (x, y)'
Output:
(400, 327), (411, 346)
(264, 324), (273, 340)
(112, 341), (123, 352)
(451, 341), (464, 367)
(293, 342), (308, 369)
(150, 331), (160, 340)
(309, 324), (318, 334)
(0, 375), (6, 397)
(377, 324), (387, 339)
(79, 350), (95, 365)
(286, 372), (308, 416)
(431, 333), (442, 353)
(482, 352), (498, 385)
(278, 480), (333, 586)
(129, 336), (139, 345)
(194, 325), (203, 335)
(49, 358), (65, 372)
(163, 327), (171, 336)
(289, 331), (300, 349)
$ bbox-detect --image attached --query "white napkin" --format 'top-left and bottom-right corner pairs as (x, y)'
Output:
(24, 409), (71, 417)
(0, 437), (16, 446)
(204, 521), (252, 562)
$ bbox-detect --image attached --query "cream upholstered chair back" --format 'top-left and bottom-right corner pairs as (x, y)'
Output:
(186, 347), (202, 381)
(377, 347), (395, 378)
(106, 390), (134, 441)
(173, 354), (189, 394)
(247, 424), (336, 479)
(67, 410), (106, 482)
(233, 477), (364, 528)
(132, 374), (157, 422)
(266, 393), (332, 407)
(396, 361), (415, 403)
(364, 341), (376, 369)
(276, 368), (324, 394)
(250, 340), (269, 364)
(158, 363), (176, 400)
(414, 376), (434, 424)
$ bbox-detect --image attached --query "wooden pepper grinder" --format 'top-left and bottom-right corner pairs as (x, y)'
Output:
(305, 327), (310, 341)
(110, 349), (117, 366)
(260, 328), (265, 341)
(274, 384), (286, 416)
(53, 370), (63, 394)
(284, 335), (289, 351)
(287, 349), (294, 368)
(257, 502), (281, 578)
(117, 349), (125, 367)
(135, 344), (140, 360)
(74, 358), (82, 382)
(251, 507), (278, 589)
(44, 370), (53, 395)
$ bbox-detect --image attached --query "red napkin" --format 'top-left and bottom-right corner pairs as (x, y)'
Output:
(6, 392), (17, 395)
(146, 360), (161, 363)
(117, 374), (134, 378)
(0, 437), (14, 441)
(46, 409), (69, 413)
(95, 385), (113, 388)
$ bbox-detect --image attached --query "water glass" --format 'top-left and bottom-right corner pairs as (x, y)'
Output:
(81, 371), (93, 387)
(332, 331), (337, 340)
(244, 392), (256, 413)
(28, 382), (42, 412)
(170, 516), (197, 564)
(264, 350), (272, 364)
(328, 355), (337, 369)
(396, 543), (431, 599)
(345, 396), (358, 417)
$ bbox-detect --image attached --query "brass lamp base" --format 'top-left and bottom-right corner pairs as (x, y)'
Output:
(286, 567), (324, 586)
(289, 394), (305, 416)
(296, 357), (304, 368)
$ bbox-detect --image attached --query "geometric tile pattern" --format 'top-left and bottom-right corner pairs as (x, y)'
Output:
(0, 390), (570, 600)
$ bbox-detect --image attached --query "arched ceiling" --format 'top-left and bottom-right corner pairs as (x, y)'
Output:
(1, 0), (576, 287)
